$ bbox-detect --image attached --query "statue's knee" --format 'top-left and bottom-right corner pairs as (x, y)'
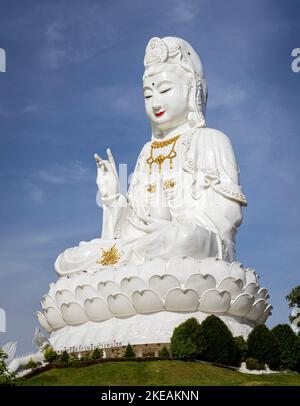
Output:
(175, 224), (201, 249)
(174, 224), (218, 258)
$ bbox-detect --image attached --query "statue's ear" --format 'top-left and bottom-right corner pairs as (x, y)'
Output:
(187, 81), (196, 112)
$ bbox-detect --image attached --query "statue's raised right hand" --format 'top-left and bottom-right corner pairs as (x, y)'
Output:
(94, 149), (120, 202)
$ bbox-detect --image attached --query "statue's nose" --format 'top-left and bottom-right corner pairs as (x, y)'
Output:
(153, 103), (163, 112)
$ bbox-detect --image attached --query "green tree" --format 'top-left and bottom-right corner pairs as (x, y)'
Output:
(286, 286), (300, 328)
(170, 318), (199, 360)
(26, 358), (37, 369)
(0, 348), (18, 386)
(197, 315), (241, 367)
(124, 344), (135, 358)
(44, 346), (58, 363)
(247, 324), (280, 369)
(271, 324), (297, 369)
(60, 350), (69, 363)
(91, 348), (103, 360)
(159, 346), (171, 360)
(289, 337), (300, 372)
(233, 336), (248, 362)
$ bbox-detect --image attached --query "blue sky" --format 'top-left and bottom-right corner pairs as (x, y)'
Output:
(0, 0), (299, 354)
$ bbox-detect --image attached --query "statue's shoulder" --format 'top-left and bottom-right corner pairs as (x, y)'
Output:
(193, 127), (233, 147)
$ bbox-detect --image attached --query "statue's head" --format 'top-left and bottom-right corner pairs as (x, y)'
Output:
(143, 37), (207, 137)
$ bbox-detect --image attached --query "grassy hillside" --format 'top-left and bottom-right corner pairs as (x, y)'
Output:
(22, 361), (300, 386)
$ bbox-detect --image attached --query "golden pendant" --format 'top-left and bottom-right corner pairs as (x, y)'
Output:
(146, 134), (180, 174)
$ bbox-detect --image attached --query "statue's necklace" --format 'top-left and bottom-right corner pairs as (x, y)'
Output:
(146, 134), (180, 174)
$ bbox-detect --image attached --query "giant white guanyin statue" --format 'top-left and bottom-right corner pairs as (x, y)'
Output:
(37, 37), (272, 351)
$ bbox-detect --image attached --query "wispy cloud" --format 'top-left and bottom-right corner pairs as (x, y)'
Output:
(166, 0), (199, 23)
(22, 103), (40, 114)
(28, 183), (44, 204)
(41, 6), (119, 69)
(87, 85), (144, 116)
(36, 161), (90, 185)
(209, 84), (247, 109)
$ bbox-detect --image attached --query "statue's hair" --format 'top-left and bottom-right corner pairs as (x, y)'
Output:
(143, 36), (207, 134)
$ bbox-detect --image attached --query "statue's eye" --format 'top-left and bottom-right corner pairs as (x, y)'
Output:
(160, 88), (171, 94)
(145, 95), (152, 99)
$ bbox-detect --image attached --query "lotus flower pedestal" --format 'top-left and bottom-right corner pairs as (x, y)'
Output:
(37, 256), (272, 351)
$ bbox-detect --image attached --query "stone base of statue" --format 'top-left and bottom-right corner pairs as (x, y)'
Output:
(37, 255), (272, 351)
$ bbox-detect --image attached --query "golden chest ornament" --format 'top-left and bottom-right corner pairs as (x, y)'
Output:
(146, 134), (180, 174)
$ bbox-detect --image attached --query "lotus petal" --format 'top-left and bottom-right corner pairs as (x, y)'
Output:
(256, 288), (269, 300)
(97, 281), (120, 299)
(245, 298), (268, 321)
(61, 302), (88, 325)
(75, 285), (97, 304)
(166, 257), (199, 283)
(149, 275), (179, 297)
(1, 342), (17, 364)
(140, 258), (166, 281)
(229, 262), (245, 283)
(199, 258), (230, 284)
(184, 273), (216, 295)
(256, 305), (273, 324)
(55, 276), (72, 291)
(243, 282), (259, 296)
(245, 268), (258, 284)
(165, 288), (199, 312)
(41, 294), (56, 310)
(217, 277), (243, 299)
(229, 293), (255, 317)
(36, 311), (53, 333)
(132, 290), (164, 313)
(121, 277), (147, 296)
(107, 293), (136, 318)
(84, 297), (112, 321)
(44, 307), (66, 329)
(55, 290), (74, 307)
(199, 289), (231, 313)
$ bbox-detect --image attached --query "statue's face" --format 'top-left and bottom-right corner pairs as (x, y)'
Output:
(143, 65), (190, 132)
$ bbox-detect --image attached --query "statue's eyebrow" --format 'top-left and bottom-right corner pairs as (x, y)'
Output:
(156, 80), (173, 88)
(143, 80), (173, 91)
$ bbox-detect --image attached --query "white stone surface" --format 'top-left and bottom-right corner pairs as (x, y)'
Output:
(49, 312), (254, 352)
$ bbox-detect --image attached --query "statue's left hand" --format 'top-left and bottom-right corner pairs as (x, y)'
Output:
(94, 149), (119, 201)
(128, 214), (170, 234)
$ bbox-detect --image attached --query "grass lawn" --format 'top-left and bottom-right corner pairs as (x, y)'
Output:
(21, 361), (300, 386)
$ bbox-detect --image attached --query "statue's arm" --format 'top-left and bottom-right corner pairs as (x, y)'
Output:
(101, 194), (128, 239)
(194, 129), (246, 242)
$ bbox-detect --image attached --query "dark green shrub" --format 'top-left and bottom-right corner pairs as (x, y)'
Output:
(159, 346), (171, 360)
(247, 324), (280, 369)
(124, 344), (135, 358)
(0, 348), (18, 386)
(281, 337), (300, 373)
(246, 357), (266, 371)
(142, 349), (155, 357)
(234, 336), (248, 361)
(69, 357), (80, 367)
(26, 358), (38, 369)
(197, 315), (241, 367)
(60, 351), (69, 363)
(91, 348), (103, 360)
(170, 318), (200, 360)
(271, 324), (297, 369)
(44, 346), (58, 363)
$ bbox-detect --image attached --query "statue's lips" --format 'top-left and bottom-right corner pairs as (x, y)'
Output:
(155, 111), (165, 117)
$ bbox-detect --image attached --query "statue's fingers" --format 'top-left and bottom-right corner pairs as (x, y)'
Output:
(135, 214), (153, 225)
(96, 158), (110, 172)
(107, 148), (118, 176)
(127, 217), (151, 233)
